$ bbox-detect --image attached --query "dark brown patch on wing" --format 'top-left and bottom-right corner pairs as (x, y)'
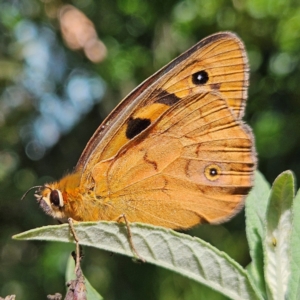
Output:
(126, 117), (151, 139)
(155, 89), (180, 106)
(230, 186), (252, 195)
(210, 83), (221, 90)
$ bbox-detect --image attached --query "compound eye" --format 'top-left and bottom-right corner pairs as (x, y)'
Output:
(50, 189), (63, 207)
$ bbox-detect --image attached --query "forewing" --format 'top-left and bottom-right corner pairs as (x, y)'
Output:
(77, 32), (248, 176)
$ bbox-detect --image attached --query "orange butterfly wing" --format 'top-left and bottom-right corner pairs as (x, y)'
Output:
(85, 92), (255, 229)
(77, 32), (248, 175)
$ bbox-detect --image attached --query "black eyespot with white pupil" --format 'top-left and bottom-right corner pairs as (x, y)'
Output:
(204, 164), (221, 181)
(192, 70), (209, 85)
(50, 190), (63, 207)
(209, 168), (218, 177)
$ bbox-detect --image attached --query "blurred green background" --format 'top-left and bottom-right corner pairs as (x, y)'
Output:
(1, 0), (300, 299)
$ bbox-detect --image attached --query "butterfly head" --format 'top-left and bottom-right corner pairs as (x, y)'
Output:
(21, 182), (67, 221)
(22, 172), (82, 222)
(37, 185), (67, 220)
(33, 184), (68, 221)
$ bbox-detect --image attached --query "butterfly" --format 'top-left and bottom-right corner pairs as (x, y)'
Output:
(32, 32), (256, 230)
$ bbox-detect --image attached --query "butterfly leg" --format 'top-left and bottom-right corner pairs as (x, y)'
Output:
(65, 218), (87, 299)
(117, 214), (146, 263)
(68, 218), (82, 273)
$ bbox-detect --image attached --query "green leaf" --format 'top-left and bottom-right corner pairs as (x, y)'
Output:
(264, 170), (295, 300)
(287, 188), (300, 299)
(245, 170), (270, 296)
(13, 222), (262, 300)
(65, 255), (103, 300)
